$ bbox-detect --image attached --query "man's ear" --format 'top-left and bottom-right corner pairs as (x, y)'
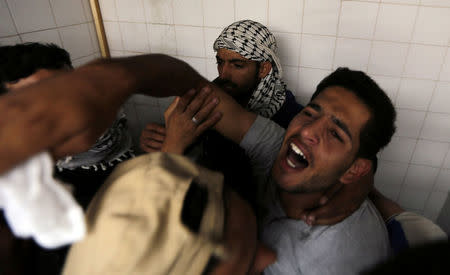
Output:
(258, 61), (272, 79)
(339, 158), (372, 185)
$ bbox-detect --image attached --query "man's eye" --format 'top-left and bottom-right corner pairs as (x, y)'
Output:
(216, 60), (223, 65)
(303, 110), (312, 117)
(330, 130), (343, 142)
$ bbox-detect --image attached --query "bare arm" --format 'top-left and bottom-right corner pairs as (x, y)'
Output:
(0, 54), (255, 174)
(368, 187), (404, 222)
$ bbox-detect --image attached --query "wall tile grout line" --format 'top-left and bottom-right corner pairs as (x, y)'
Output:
(71, 51), (101, 61)
(97, 21), (450, 49)
(394, 2), (423, 202)
(297, 0), (306, 70)
(330, 0), (344, 71)
(366, 1), (382, 72)
(4, 0), (21, 41)
(419, 42), (450, 214)
(140, 0), (152, 55)
(46, 0), (65, 49)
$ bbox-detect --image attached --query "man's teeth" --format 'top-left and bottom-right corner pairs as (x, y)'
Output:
(287, 158), (296, 168)
(290, 143), (305, 158)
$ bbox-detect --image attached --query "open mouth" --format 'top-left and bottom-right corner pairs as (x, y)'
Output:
(286, 142), (309, 169)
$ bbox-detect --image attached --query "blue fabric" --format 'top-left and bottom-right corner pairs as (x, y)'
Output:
(270, 90), (303, 128)
(386, 217), (409, 254)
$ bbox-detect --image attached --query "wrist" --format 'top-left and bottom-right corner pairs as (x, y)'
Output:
(161, 142), (185, 155)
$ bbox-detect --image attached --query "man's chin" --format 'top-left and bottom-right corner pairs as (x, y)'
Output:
(273, 172), (303, 194)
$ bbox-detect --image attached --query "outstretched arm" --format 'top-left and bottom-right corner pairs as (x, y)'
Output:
(0, 54), (255, 175)
(368, 187), (403, 221)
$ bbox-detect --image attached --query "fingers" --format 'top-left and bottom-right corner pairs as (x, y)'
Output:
(142, 123), (166, 140)
(164, 97), (180, 123)
(318, 182), (343, 205)
(184, 86), (212, 118)
(175, 89), (196, 114)
(300, 182), (344, 226)
(302, 210), (348, 226)
(191, 95), (219, 125)
(195, 112), (223, 134)
(140, 138), (163, 153)
(140, 123), (166, 153)
(301, 180), (367, 226)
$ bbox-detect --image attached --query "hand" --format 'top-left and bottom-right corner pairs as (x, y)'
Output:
(140, 123), (166, 153)
(301, 172), (374, 226)
(161, 87), (222, 154)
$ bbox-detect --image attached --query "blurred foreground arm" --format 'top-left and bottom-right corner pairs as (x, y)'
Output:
(0, 54), (255, 175)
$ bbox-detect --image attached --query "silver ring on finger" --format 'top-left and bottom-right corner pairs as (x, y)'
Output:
(192, 116), (199, 125)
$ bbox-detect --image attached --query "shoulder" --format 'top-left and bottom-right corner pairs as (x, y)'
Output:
(240, 115), (285, 154)
(239, 115), (285, 181)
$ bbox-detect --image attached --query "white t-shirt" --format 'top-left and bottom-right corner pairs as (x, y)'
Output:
(240, 115), (390, 275)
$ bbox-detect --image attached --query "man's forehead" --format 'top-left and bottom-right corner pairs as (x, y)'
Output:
(216, 48), (251, 62)
(309, 87), (371, 134)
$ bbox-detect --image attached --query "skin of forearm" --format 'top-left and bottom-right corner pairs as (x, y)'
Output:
(100, 55), (257, 143)
(100, 54), (209, 99)
(369, 188), (404, 221)
(0, 54), (203, 174)
(206, 84), (257, 144)
(0, 54), (255, 174)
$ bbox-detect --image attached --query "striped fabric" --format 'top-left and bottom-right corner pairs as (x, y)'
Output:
(213, 20), (287, 118)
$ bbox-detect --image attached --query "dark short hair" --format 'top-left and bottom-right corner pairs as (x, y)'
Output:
(0, 42), (72, 86)
(311, 67), (396, 159)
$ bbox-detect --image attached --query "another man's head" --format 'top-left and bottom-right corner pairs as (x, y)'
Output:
(0, 42), (72, 94)
(213, 20), (285, 118)
(63, 153), (275, 275)
(272, 68), (396, 193)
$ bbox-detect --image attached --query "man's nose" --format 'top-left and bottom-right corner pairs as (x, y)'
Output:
(219, 63), (232, 80)
(300, 118), (324, 146)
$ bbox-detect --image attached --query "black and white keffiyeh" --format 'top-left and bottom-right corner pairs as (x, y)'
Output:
(213, 20), (286, 118)
(56, 110), (134, 171)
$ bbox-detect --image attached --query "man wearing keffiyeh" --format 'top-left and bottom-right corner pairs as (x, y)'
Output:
(140, 20), (302, 155)
(212, 20), (302, 128)
(138, 20), (303, 207)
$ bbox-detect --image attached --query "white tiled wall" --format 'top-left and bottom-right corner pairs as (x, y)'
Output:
(99, 0), (450, 225)
(0, 0), (100, 67)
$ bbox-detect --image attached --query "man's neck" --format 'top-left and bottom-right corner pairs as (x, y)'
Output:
(278, 190), (325, 220)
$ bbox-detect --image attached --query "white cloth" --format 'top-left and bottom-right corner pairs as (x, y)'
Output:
(0, 152), (85, 248)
